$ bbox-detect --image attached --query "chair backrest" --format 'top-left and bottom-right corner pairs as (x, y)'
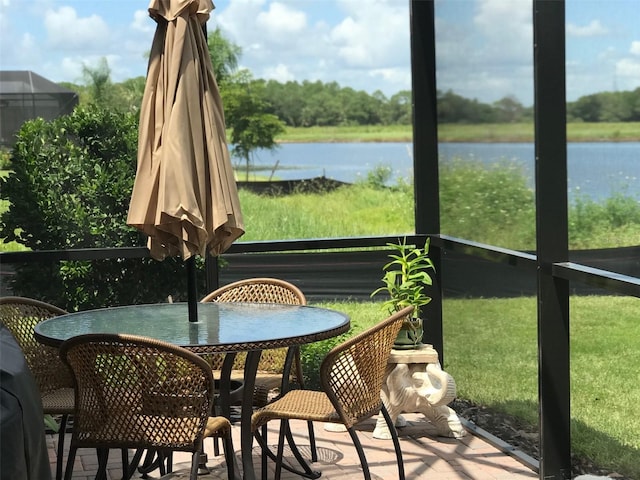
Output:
(201, 278), (306, 373)
(320, 306), (414, 428)
(59, 333), (215, 452)
(201, 277), (306, 305)
(0, 296), (72, 393)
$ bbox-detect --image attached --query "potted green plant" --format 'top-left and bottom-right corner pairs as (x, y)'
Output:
(371, 237), (435, 349)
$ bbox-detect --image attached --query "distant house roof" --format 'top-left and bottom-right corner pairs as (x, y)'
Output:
(0, 71), (78, 148)
(0, 71), (77, 96)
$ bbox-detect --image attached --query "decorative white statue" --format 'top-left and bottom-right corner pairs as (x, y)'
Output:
(373, 359), (466, 440)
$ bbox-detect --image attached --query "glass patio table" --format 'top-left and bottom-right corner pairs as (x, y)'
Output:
(35, 301), (350, 480)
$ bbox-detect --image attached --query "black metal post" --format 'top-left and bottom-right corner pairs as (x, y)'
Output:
(409, 0), (443, 362)
(533, 1), (571, 477)
(185, 20), (208, 324)
(187, 256), (198, 322)
(205, 254), (220, 293)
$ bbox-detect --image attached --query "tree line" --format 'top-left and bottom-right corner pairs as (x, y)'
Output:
(60, 26), (640, 128)
(63, 70), (640, 127)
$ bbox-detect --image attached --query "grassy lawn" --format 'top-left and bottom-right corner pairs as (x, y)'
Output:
(312, 296), (640, 478)
(279, 122), (640, 143)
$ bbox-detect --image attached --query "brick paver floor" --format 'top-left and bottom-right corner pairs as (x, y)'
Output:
(49, 414), (538, 480)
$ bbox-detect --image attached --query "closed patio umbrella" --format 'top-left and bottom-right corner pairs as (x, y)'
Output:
(128, 0), (244, 320)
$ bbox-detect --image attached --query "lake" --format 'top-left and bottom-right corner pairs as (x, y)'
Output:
(249, 142), (640, 203)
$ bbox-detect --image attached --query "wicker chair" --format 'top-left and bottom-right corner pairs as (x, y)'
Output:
(0, 296), (74, 480)
(201, 277), (307, 393)
(201, 277), (317, 460)
(251, 306), (413, 480)
(59, 333), (235, 480)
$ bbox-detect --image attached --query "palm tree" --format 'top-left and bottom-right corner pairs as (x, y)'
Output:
(207, 26), (241, 85)
(82, 57), (113, 107)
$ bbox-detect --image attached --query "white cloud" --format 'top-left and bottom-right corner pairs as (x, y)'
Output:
(256, 2), (307, 38)
(368, 68), (412, 94)
(131, 9), (154, 34)
(216, 0), (409, 95)
(44, 6), (111, 51)
(20, 32), (39, 62)
(616, 58), (640, 86)
(213, 0), (409, 94)
(566, 20), (608, 37)
(4, 0), (631, 104)
(1, 30), (42, 70)
(330, 1), (408, 68)
(217, 0), (267, 42)
(261, 63), (295, 83)
(331, 17), (371, 66)
(59, 57), (85, 83)
(434, 0), (533, 105)
(473, 0), (532, 61)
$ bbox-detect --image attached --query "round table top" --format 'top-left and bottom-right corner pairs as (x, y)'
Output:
(34, 302), (350, 351)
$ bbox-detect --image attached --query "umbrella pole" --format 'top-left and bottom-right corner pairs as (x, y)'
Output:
(187, 256), (198, 322)
(187, 21), (205, 324)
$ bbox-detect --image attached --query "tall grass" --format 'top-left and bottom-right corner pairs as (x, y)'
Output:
(237, 161), (639, 250)
(439, 159), (536, 250)
(3, 158), (639, 251)
(237, 181), (414, 241)
(570, 193), (640, 249)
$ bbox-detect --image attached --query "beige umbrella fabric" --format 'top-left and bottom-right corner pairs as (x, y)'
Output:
(128, 0), (244, 261)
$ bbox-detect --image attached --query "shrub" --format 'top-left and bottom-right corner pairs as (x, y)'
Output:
(569, 192), (640, 248)
(439, 158), (536, 250)
(0, 148), (11, 169)
(0, 105), (198, 311)
(363, 164), (393, 189)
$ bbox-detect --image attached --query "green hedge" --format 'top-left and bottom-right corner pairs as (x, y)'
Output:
(0, 105), (199, 311)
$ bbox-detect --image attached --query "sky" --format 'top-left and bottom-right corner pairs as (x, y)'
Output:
(1, 0), (639, 107)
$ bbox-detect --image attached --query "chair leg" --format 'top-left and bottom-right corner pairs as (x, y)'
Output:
(254, 425), (320, 479)
(307, 420), (317, 462)
(166, 451), (173, 473)
(190, 451), (200, 480)
(138, 448), (155, 473)
(63, 446), (76, 480)
(123, 448), (145, 480)
(346, 427), (371, 480)
(274, 419), (288, 480)
(292, 350), (318, 464)
(121, 448), (128, 478)
(157, 451), (167, 475)
(222, 434), (236, 480)
(55, 414), (69, 480)
(381, 404), (405, 480)
(261, 425), (268, 480)
(96, 447), (109, 480)
(284, 422), (319, 478)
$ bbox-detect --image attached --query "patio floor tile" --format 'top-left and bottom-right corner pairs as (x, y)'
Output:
(48, 413), (538, 480)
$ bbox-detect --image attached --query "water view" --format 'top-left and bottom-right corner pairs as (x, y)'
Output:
(250, 142), (640, 203)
